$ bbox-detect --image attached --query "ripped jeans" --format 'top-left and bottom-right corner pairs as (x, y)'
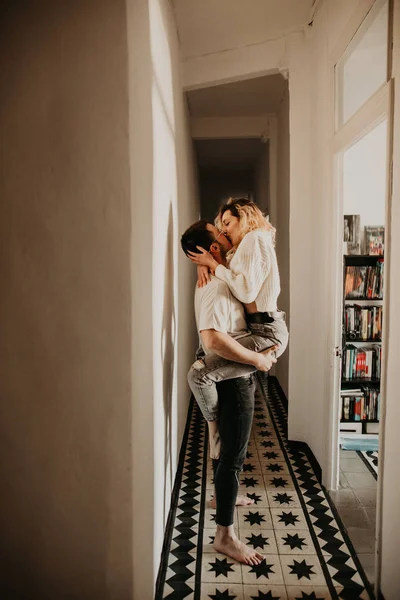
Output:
(188, 311), (288, 422)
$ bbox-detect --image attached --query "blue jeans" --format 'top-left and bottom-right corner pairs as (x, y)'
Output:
(213, 374), (256, 526)
(188, 312), (288, 421)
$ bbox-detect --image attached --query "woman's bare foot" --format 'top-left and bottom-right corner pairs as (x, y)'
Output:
(209, 495), (254, 509)
(214, 525), (264, 565)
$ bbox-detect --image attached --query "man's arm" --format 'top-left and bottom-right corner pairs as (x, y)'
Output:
(201, 329), (276, 372)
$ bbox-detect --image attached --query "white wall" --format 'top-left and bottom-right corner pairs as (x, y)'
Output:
(255, 142), (270, 213)
(343, 119), (387, 236)
(380, 1), (400, 596)
(127, 0), (199, 596)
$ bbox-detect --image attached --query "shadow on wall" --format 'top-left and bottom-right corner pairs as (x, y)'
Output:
(161, 203), (176, 524)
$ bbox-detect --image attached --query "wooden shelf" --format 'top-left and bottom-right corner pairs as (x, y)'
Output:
(344, 338), (381, 343)
(340, 419), (379, 424)
(345, 296), (383, 301)
(341, 378), (380, 386)
(344, 255), (384, 266)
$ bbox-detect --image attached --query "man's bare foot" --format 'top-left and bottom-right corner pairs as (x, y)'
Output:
(209, 495), (254, 509)
(214, 525), (264, 565)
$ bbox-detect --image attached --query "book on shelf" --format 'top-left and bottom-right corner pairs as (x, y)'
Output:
(342, 344), (381, 380)
(344, 263), (384, 299)
(340, 386), (380, 421)
(344, 304), (382, 340)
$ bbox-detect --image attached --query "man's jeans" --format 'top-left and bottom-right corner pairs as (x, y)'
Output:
(188, 313), (288, 422)
(213, 374), (256, 527)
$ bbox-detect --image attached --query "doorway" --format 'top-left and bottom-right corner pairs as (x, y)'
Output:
(328, 0), (392, 591)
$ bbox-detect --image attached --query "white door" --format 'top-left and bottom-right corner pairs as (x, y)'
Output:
(328, 0), (392, 491)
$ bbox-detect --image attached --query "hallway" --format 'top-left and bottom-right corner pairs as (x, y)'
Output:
(156, 376), (373, 600)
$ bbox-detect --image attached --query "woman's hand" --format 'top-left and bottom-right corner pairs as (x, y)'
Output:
(188, 247), (218, 271)
(197, 265), (211, 288)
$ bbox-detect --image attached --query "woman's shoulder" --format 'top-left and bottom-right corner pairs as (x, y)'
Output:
(241, 228), (273, 248)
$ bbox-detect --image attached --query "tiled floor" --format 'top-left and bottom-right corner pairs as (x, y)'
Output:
(329, 450), (377, 585)
(156, 376), (375, 600)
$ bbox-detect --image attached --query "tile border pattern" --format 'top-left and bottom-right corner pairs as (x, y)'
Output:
(156, 375), (375, 600)
(357, 451), (378, 480)
(260, 375), (375, 600)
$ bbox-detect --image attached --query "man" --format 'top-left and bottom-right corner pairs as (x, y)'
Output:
(180, 220), (275, 565)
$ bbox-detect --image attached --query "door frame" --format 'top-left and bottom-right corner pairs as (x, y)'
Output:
(326, 0), (393, 595)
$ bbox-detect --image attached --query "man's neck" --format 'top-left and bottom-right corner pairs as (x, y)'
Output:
(212, 251), (226, 266)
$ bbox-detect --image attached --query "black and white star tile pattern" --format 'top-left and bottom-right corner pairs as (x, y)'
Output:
(156, 377), (375, 600)
(356, 451), (378, 480)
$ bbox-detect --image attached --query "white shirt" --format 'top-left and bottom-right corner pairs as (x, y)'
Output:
(194, 275), (248, 354)
(215, 229), (281, 312)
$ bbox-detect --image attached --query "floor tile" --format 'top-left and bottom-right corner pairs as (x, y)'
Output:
(239, 529), (278, 554)
(267, 490), (301, 509)
(280, 554), (326, 586)
(264, 475), (295, 490)
(335, 507), (371, 529)
(238, 507), (273, 530)
(200, 583), (244, 599)
(328, 488), (360, 509)
(259, 449), (286, 461)
(241, 555), (284, 585)
(202, 528), (217, 553)
(340, 449), (358, 458)
(260, 461), (290, 476)
(205, 508), (238, 528)
(344, 471), (377, 489)
(201, 553), (243, 584)
(242, 460), (263, 474)
(286, 585), (333, 599)
(346, 527), (376, 553)
(340, 458), (370, 473)
(275, 529), (316, 555)
(162, 581), (194, 599)
(243, 584), (288, 599)
(353, 487), (377, 507)
(270, 508), (308, 530)
(358, 553), (376, 584)
(241, 489), (269, 508)
(239, 474), (265, 491)
(338, 472), (350, 489)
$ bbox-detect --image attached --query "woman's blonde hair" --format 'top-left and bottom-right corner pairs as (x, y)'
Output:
(215, 198), (276, 246)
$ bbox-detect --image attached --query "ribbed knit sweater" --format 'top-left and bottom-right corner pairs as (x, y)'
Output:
(215, 229), (281, 311)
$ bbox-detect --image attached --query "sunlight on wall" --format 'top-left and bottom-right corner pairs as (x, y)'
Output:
(149, 0), (179, 570)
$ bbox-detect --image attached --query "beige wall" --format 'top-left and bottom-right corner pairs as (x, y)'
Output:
(275, 88), (290, 396)
(0, 0), (198, 598)
(0, 1), (133, 597)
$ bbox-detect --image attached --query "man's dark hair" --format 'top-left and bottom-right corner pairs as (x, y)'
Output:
(181, 219), (214, 256)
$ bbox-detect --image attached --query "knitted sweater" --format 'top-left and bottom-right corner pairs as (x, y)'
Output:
(214, 229), (281, 311)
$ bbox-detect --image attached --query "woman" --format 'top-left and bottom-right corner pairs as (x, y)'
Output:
(187, 198), (289, 434)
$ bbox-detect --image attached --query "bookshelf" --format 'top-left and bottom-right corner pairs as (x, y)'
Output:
(340, 254), (383, 437)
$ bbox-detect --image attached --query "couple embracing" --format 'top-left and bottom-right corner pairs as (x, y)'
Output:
(180, 198), (289, 566)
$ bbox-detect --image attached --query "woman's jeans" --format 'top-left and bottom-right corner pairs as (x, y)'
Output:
(213, 374), (255, 527)
(188, 312), (288, 422)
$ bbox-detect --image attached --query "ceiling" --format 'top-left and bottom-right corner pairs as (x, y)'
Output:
(187, 73), (287, 118)
(195, 138), (266, 169)
(172, 0), (315, 59)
